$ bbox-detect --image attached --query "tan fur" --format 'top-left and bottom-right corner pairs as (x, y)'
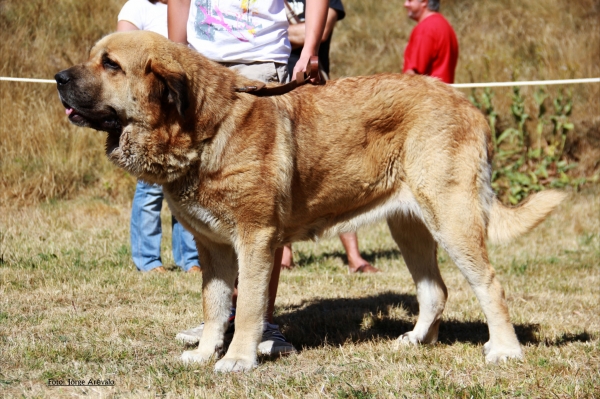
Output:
(488, 190), (568, 244)
(56, 31), (565, 372)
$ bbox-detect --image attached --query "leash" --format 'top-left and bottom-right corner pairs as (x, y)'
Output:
(284, 0), (302, 25)
(234, 56), (321, 97)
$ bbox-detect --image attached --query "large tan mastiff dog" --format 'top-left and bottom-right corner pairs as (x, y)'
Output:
(55, 31), (565, 372)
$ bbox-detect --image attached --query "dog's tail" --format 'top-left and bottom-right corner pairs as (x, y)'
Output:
(487, 190), (567, 244)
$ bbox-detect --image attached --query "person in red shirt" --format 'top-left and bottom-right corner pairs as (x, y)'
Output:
(403, 0), (458, 84)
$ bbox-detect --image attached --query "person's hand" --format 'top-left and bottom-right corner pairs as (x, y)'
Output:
(293, 0), (327, 83)
(292, 51), (320, 84)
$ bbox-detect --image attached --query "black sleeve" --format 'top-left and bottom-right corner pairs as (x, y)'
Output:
(328, 0), (345, 21)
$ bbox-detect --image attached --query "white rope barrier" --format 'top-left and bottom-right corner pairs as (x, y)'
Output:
(451, 77), (600, 88)
(1, 76), (599, 87)
(0, 77), (56, 83)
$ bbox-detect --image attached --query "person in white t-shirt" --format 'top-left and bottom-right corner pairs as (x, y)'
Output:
(118, 0), (201, 275)
(169, 0), (328, 357)
(118, 0), (168, 36)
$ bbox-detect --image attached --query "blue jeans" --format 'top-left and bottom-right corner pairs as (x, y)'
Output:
(130, 180), (199, 272)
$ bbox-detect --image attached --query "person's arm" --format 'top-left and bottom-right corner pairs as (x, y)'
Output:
(403, 31), (435, 76)
(292, 0), (328, 78)
(288, 7), (338, 50)
(168, 0), (191, 44)
(117, 20), (139, 32)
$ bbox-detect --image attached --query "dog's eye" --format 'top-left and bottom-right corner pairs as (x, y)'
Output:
(103, 58), (121, 71)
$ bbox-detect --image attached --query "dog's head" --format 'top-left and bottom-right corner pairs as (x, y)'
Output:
(55, 31), (196, 183)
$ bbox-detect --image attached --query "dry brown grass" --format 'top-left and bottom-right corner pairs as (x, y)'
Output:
(1, 0), (599, 206)
(0, 0), (131, 206)
(1, 184), (598, 398)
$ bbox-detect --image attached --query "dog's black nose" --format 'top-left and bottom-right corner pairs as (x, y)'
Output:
(55, 70), (71, 85)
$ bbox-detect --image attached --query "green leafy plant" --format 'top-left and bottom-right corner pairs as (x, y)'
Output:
(470, 87), (586, 204)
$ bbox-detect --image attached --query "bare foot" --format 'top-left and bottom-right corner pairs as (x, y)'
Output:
(348, 263), (380, 273)
(151, 266), (167, 273)
(281, 259), (295, 270)
(339, 232), (379, 273)
(187, 266), (201, 273)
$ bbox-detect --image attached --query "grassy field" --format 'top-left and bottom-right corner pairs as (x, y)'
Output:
(1, 0), (599, 397)
(1, 185), (599, 398)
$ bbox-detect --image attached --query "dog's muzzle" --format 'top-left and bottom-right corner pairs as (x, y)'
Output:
(55, 69), (122, 132)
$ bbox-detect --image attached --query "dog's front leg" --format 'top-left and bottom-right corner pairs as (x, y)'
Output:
(214, 230), (275, 372)
(181, 237), (237, 364)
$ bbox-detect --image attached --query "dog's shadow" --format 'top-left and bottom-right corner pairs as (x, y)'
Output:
(276, 291), (592, 351)
(294, 249), (402, 268)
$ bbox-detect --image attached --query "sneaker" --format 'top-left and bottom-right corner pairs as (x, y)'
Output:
(176, 309), (236, 345)
(175, 324), (205, 344)
(257, 322), (297, 356)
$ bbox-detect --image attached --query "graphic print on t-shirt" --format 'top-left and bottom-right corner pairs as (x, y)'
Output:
(194, 0), (263, 42)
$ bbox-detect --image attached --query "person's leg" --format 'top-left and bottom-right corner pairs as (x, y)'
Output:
(258, 247), (296, 355)
(280, 243), (294, 269)
(172, 216), (200, 272)
(339, 231), (379, 273)
(265, 247), (283, 324)
(130, 180), (165, 272)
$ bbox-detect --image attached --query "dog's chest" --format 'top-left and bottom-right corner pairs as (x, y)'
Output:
(163, 189), (232, 245)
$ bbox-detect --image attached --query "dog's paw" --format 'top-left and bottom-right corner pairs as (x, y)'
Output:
(181, 349), (215, 364)
(395, 331), (420, 348)
(214, 357), (257, 373)
(483, 341), (523, 363)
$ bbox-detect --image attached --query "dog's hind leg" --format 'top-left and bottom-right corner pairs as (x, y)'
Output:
(434, 196), (523, 363)
(181, 237), (238, 365)
(388, 214), (448, 345)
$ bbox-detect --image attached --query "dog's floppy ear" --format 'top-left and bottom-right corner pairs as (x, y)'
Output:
(145, 57), (189, 117)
